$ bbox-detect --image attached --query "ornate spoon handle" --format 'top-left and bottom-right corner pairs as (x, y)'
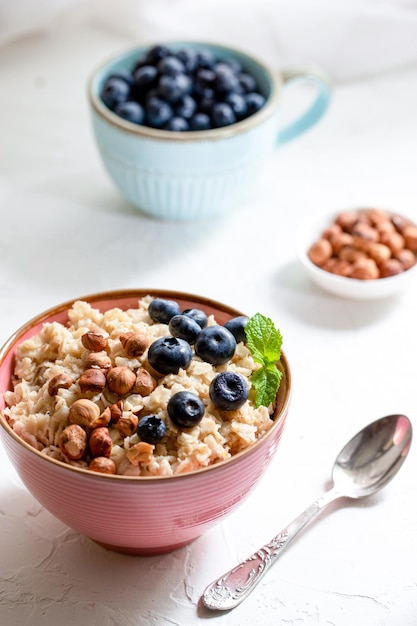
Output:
(202, 487), (340, 611)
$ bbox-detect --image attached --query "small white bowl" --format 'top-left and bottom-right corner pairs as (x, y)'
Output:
(297, 210), (417, 300)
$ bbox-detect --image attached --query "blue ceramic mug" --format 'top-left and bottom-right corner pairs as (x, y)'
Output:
(88, 42), (331, 220)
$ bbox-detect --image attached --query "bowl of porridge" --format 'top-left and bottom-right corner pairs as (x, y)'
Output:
(0, 289), (291, 555)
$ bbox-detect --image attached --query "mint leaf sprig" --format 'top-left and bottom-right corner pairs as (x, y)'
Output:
(245, 313), (283, 408)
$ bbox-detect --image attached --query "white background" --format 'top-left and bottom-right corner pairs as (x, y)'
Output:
(1, 2), (417, 624)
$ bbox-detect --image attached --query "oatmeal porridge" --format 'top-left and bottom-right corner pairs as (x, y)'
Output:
(3, 296), (279, 476)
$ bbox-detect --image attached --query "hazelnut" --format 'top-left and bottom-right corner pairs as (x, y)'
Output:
(119, 332), (135, 348)
(307, 239), (332, 267)
(367, 242), (392, 265)
(367, 208), (390, 225)
(350, 258), (380, 280)
(329, 232), (354, 254)
(109, 400), (123, 424)
(335, 211), (359, 231)
(58, 424), (87, 460)
(88, 457), (116, 474)
(391, 214), (411, 232)
(379, 258), (404, 278)
(395, 248), (416, 270)
(124, 333), (149, 358)
(338, 246), (367, 264)
(133, 368), (157, 396)
(107, 366), (136, 395)
(48, 373), (74, 396)
(376, 220), (396, 236)
(83, 351), (112, 371)
(79, 368), (107, 394)
(350, 223), (379, 244)
(81, 330), (108, 352)
(68, 398), (100, 428)
(91, 407), (112, 429)
(354, 211), (373, 227)
(329, 260), (353, 277)
(380, 231), (405, 254)
(322, 258), (338, 273)
(126, 441), (154, 465)
(89, 427), (112, 458)
(402, 225), (417, 252)
(322, 223), (342, 239)
(117, 413), (138, 437)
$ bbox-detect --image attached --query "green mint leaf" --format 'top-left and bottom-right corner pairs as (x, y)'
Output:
(252, 364), (282, 408)
(245, 313), (284, 408)
(245, 313), (282, 366)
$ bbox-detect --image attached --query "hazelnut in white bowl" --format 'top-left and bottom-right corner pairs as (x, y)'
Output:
(297, 208), (417, 299)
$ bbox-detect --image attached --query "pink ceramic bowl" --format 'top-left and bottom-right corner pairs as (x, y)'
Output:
(0, 289), (291, 555)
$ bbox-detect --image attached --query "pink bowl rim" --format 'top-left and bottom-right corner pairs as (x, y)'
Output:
(0, 288), (291, 483)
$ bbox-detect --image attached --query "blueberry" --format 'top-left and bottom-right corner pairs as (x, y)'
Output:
(146, 96), (173, 128)
(195, 68), (216, 90)
(137, 415), (166, 444)
(105, 44), (266, 132)
(238, 72), (257, 93)
(169, 314), (201, 344)
(107, 69), (134, 87)
(197, 93), (216, 115)
(176, 48), (198, 73)
(114, 100), (145, 124)
(175, 95), (197, 119)
(245, 92), (266, 115)
(133, 58), (147, 73)
(145, 45), (170, 65)
(167, 391), (205, 428)
(148, 298), (181, 323)
(209, 372), (249, 411)
(157, 56), (186, 76)
(101, 77), (130, 110)
(182, 308), (208, 329)
(133, 65), (158, 88)
(224, 59), (243, 75)
(223, 316), (248, 344)
(148, 337), (192, 374)
(163, 116), (189, 131)
(194, 326), (236, 365)
(189, 113), (211, 130)
(196, 48), (216, 69)
(224, 93), (247, 119)
(158, 73), (192, 103)
(211, 102), (236, 128)
(214, 63), (240, 93)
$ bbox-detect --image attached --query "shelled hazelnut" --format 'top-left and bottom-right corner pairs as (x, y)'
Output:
(68, 398), (100, 428)
(307, 208), (417, 280)
(109, 400), (123, 424)
(117, 413), (139, 437)
(58, 424), (87, 460)
(81, 329), (108, 352)
(133, 368), (157, 396)
(48, 373), (74, 396)
(83, 351), (112, 371)
(89, 427), (112, 458)
(107, 366), (136, 395)
(79, 368), (107, 393)
(88, 457), (116, 474)
(124, 333), (149, 358)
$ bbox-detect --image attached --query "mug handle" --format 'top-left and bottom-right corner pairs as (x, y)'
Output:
(277, 67), (332, 145)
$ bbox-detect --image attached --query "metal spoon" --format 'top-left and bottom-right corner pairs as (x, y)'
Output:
(202, 414), (412, 611)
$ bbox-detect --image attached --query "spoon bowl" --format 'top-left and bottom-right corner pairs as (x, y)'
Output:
(202, 414), (412, 611)
(332, 414), (412, 498)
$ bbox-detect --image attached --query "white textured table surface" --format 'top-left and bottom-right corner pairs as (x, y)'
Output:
(1, 15), (417, 626)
